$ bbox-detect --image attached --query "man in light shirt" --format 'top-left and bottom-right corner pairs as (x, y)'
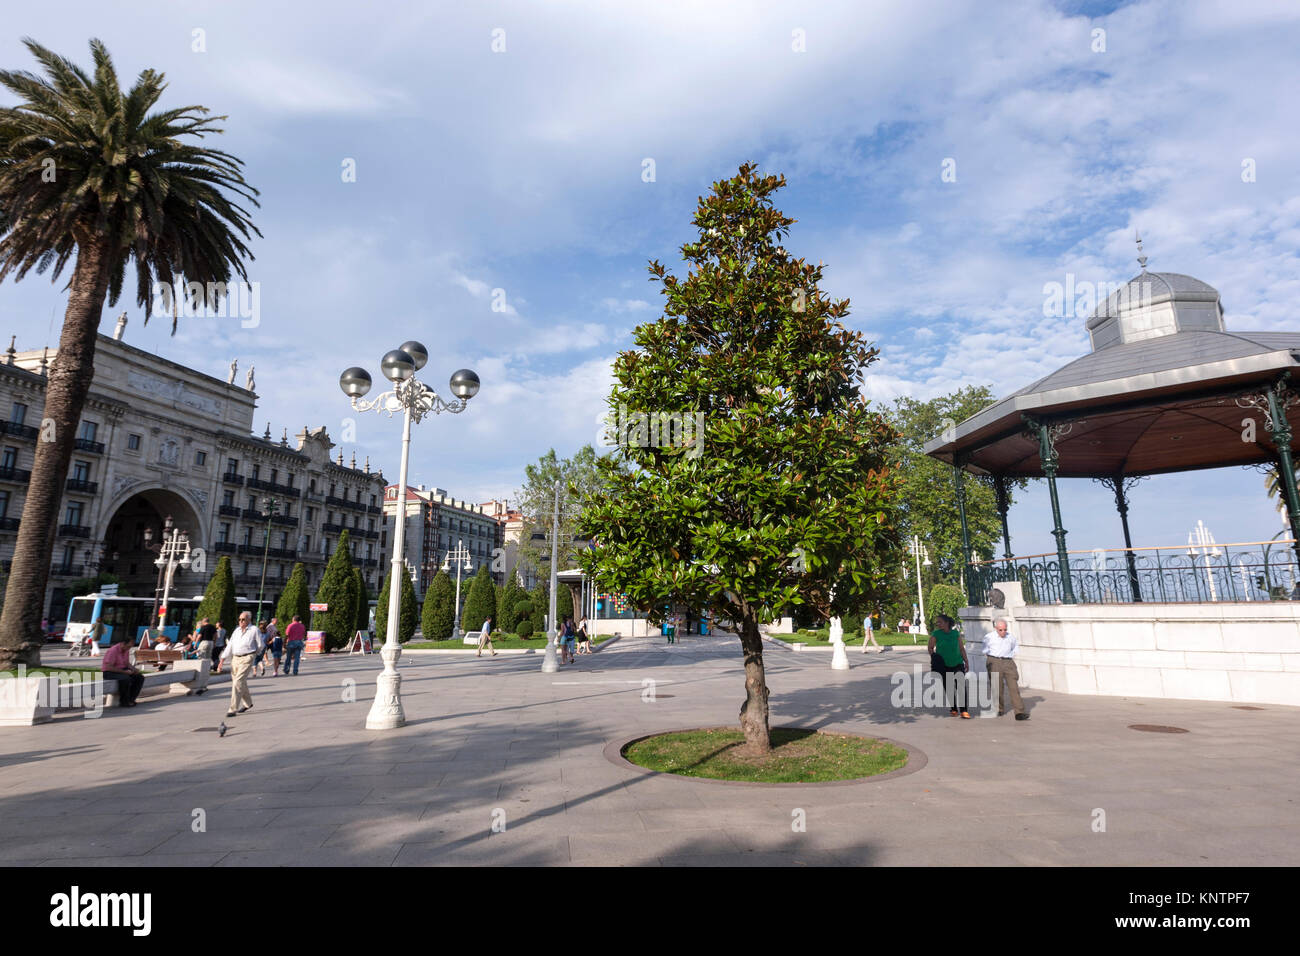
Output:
(982, 617), (1028, 720)
(862, 612), (883, 653)
(221, 611), (265, 717)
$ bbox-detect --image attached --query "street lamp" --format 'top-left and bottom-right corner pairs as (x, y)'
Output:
(906, 534), (932, 642)
(255, 495), (280, 624)
(531, 480), (564, 673)
(153, 522), (192, 636)
(340, 342), (480, 730)
(440, 539), (473, 639)
(143, 516), (174, 623)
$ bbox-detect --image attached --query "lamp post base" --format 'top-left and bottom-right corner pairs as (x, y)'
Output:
(366, 642), (406, 729)
(541, 630), (559, 673)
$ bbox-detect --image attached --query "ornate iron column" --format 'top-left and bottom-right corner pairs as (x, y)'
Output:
(1024, 415), (1075, 604)
(992, 473), (1013, 560)
(1239, 377), (1300, 573)
(1094, 474), (1145, 602)
(953, 455), (974, 606)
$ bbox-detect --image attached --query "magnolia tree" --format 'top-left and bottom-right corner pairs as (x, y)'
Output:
(578, 164), (899, 752)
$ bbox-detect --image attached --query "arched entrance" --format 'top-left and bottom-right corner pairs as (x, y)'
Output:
(99, 488), (206, 605)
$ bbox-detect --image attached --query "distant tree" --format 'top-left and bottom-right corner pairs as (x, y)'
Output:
(354, 568), (371, 635)
(556, 581), (574, 623)
(376, 567), (418, 643)
(196, 557), (238, 632)
(499, 576), (527, 633)
(313, 531), (358, 651)
(276, 563), (310, 628)
(461, 566), (495, 632)
(67, 572), (128, 600)
(927, 583), (966, 627)
(527, 583), (547, 634)
(419, 569), (454, 641)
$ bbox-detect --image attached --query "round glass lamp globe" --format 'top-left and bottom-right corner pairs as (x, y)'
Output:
(398, 341), (429, 371)
(381, 350), (416, 382)
(339, 367), (373, 397)
(449, 368), (480, 399)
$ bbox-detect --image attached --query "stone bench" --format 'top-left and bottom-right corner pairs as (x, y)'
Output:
(103, 659), (211, 708)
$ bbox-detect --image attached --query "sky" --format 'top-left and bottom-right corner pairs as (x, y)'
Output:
(2, 0), (1298, 557)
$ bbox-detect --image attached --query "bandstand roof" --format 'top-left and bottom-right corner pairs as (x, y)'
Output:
(924, 264), (1300, 478)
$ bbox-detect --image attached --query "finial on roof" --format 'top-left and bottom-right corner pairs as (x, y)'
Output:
(350, 451), (357, 469)
(337, 449), (344, 465)
(39, 348), (48, 376)
(5, 336), (15, 366)
(1135, 230), (1148, 274)
(364, 456), (371, 474)
(281, 427), (288, 446)
(263, 422), (272, 441)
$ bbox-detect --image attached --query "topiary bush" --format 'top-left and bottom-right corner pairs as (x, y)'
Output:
(928, 583), (966, 628)
(516, 619), (534, 638)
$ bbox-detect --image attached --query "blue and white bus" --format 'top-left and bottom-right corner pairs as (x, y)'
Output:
(65, 593), (270, 647)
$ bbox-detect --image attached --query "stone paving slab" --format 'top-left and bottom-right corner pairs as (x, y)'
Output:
(1, 634), (1297, 865)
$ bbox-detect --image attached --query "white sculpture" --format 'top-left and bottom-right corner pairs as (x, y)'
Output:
(113, 312), (128, 340)
(246, 364), (256, 391)
(228, 359), (237, 385)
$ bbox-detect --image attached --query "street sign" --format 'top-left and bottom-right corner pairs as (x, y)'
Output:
(100, 584), (119, 596)
(310, 603), (328, 611)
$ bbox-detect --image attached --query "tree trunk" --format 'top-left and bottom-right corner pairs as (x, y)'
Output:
(0, 239), (111, 669)
(738, 612), (771, 753)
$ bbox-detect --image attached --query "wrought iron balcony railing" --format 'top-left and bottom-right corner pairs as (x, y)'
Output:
(968, 538), (1300, 605)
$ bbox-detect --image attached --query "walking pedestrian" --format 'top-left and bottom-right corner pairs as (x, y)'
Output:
(928, 614), (972, 718)
(862, 612), (884, 653)
(269, 621), (284, 676)
(253, 619), (270, 676)
(195, 617), (215, 666)
(560, 617), (576, 663)
(982, 617), (1029, 720)
(222, 611), (264, 718)
(282, 614), (306, 676)
(212, 622), (227, 673)
(100, 632), (145, 708)
(477, 616), (497, 657)
(576, 617), (591, 655)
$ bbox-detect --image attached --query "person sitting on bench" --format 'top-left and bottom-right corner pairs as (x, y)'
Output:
(101, 634), (145, 708)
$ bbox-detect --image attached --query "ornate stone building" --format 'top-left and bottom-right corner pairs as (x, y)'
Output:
(0, 330), (386, 623)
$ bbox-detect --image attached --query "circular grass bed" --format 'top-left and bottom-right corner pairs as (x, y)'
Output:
(622, 727), (909, 783)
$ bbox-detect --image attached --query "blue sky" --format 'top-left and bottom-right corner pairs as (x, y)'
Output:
(2, 0), (1299, 557)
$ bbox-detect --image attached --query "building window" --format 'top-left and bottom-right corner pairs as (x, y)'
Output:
(243, 527), (252, 547)
(251, 463), (260, 480)
(242, 561), (249, 575)
(196, 451), (207, 466)
(65, 501), (83, 525)
(0, 490), (8, 518)
(227, 457), (238, 474)
(71, 460), (90, 482)
(78, 421), (97, 442)
(218, 523), (230, 544)
(223, 490), (235, 507)
(247, 495), (257, 511)
(127, 434), (141, 451)
(303, 534), (311, 553)
(370, 494), (376, 507)
(279, 531), (289, 549)
(10, 402), (27, 425)
(307, 507), (315, 522)
(270, 468), (278, 484)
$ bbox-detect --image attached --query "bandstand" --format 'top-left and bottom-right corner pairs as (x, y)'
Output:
(925, 248), (1300, 706)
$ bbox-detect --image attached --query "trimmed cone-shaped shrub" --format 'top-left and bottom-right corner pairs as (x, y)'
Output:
(462, 566), (496, 632)
(528, 584), (547, 634)
(376, 567), (419, 643)
(313, 531), (358, 652)
(196, 555), (238, 632)
(420, 569), (455, 641)
(275, 563), (310, 629)
(354, 568), (371, 634)
(499, 576), (527, 633)
(927, 583), (966, 629)
(556, 581), (574, 624)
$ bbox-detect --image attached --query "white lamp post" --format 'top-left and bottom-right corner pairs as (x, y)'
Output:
(153, 525), (192, 635)
(440, 539), (472, 640)
(907, 535), (932, 643)
(1187, 519), (1221, 602)
(533, 481), (562, 673)
(340, 344), (480, 730)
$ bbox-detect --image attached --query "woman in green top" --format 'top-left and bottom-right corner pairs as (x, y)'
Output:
(928, 614), (972, 718)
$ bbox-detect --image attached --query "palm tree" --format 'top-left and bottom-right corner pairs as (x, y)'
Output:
(1265, 465), (1297, 526)
(0, 39), (259, 667)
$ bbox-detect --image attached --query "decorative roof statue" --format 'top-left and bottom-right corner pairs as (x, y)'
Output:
(246, 364), (256, 391)
(228, 358), (237, 385)
(113, 311), (128, 341)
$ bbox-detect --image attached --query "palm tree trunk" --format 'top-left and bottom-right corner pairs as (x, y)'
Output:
(738, 611), (772, 753)
(0, 239), (110, 669)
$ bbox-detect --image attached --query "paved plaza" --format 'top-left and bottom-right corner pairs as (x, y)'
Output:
(2, 636), (1297, 867)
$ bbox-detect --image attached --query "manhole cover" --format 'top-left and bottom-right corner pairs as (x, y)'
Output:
(1232, 705), (1265, 711)
(1128, 724), (1189, 734)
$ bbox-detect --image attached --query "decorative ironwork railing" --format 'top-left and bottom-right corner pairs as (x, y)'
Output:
(969, 538), (1300, 605)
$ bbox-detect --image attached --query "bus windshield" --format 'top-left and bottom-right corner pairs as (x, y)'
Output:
(68, 599), (97, 624)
